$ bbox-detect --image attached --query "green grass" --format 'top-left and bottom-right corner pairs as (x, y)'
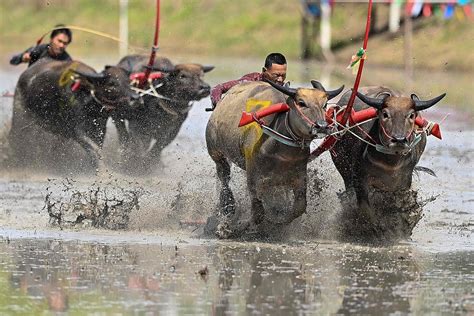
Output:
(1, 0), (473, 71)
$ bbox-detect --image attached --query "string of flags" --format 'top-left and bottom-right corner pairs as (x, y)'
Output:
(301, 1), (472, 20)
(403, 1), (472, 20)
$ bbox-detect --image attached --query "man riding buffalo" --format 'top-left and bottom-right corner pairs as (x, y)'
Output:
(210, 53), (288, 110)
(10, 25), (72, 67)
(8, 60), (139, 171)
(205, 78), (343, 239)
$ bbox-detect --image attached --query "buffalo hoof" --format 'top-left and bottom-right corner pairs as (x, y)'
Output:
(203, 215), (219, 237)
(202, 214), (234, 239)
(203, 214), (252, 239)
(216, 219), (233, 239)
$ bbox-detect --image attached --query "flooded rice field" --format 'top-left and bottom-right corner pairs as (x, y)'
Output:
(0, 58), (473, 314)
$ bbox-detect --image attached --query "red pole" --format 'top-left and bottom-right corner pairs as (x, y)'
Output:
(341, 0), (372, 124)
(142, 0), (160, 86)
(310, 0), (373, 159)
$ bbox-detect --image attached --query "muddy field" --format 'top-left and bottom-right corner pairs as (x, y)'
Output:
(0, 60), (473, 314)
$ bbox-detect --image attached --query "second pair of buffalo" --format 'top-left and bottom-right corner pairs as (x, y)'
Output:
(8, 54), (213, 172)
(205, 79), (445, 243)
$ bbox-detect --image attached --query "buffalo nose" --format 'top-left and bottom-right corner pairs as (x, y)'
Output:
(315, 120), (328, 129)
(391, 137), (407, 143)
(130, 91), (140, 100)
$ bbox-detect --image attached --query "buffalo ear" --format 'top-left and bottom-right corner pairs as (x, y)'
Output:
(202, 65), (214, 73)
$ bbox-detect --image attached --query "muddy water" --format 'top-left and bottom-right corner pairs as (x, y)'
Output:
(0, 58), (473, 314)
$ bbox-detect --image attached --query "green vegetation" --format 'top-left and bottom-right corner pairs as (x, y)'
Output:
(1, 0), (472, 71)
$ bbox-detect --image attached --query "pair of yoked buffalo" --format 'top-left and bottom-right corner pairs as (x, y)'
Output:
(206, 80), (445, 242)
(8, 55), (213, 171)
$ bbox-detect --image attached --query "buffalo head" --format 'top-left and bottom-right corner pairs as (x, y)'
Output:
(74, 65), (140, 111)
(266, 79), (344, 139)
(149, 63), (214, 102)
(356, 91), (446, 154)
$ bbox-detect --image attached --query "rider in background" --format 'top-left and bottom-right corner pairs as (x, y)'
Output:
(10, 25), (72, 67)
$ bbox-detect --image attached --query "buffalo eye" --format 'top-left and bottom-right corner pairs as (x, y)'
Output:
(382, 110), (389, 119)
(408, 112), (416, 120)
(297, 100), (307, 107)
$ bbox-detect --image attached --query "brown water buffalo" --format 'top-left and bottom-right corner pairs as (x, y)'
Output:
(8, 60), (138, 170)
(205, 80), (344, 238)
(330, 86), (446, 242)
(115, 54), (214, 172)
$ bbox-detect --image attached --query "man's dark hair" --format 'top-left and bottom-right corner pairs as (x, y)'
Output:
(264, 53), (286, 68)
(50, 24), (72, 43)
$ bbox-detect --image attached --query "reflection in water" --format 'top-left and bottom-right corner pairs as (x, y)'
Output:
(1, 238), (472, 314)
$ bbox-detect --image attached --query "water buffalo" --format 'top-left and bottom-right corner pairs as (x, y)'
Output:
(330, 86), (446, 242)
(205, 80), (344, 238)
(115, 54), (214, 172)
(8, 60), (138, 170)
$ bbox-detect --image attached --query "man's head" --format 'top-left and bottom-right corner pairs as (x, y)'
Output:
(49, 25), (72, 56)
(262, 53), (287, 86)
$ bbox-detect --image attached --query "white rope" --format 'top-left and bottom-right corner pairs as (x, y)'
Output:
(130, 82), (171, 100)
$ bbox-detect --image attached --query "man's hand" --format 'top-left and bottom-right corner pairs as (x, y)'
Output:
(22, 52), (31, 62)
(10, 52), (32, 65)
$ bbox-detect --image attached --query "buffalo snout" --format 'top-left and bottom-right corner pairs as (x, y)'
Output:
(388, 136), (411, 155)
(390, 136), (408, 144)
(311, 120), (330, 137)
(198, 84), (211, 97)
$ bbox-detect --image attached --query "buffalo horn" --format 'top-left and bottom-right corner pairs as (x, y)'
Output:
(310, 80), (326, 91)
(264, 78), (297, 98)
(326, 85), (345, 100)
(412, 93), (446, 111)
(72, 69), (106, 80)
(410, 93), (420, 101)
(356, 91), (389, 110)
(202, 65), (215, 73)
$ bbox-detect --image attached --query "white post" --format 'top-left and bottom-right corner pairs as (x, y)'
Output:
(119, 0), (129, 57)
(389, 1), (401, 33)
(320, 0), (333, 60)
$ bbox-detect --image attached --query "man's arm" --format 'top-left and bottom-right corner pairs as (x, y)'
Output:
(210, 72), (262, 106)
(210, 79), (241, 107)
(28, 44), (49, 65)
(9, 46), (35, 65)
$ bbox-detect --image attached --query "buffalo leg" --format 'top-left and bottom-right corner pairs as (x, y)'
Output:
(215, 158), (235, 216)
(147, 142), (165, 163)
(74, 132), (103, 171)
(247, 175), (265, 225)
(289, 175), (307, 223)
(114, 118), (130, 148)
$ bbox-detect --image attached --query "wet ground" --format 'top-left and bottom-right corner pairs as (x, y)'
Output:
(0, 58), (473, 314)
